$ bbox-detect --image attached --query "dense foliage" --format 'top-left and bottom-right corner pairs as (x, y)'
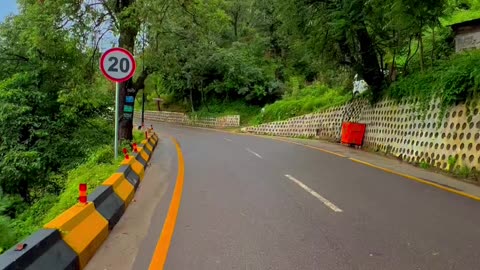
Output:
(0, 0), (125, 252)
(136, 0), (480, 110)
(0, 1), (115, 202)
(1, 0), (480, 252)
(388, 51), (480, 112)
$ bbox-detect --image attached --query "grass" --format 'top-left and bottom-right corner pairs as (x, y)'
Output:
(0, 131), (145, 253)
(257, 84), (350, 123)
(419, 162), (430, 169)
(192, 101), (261, 125)
(457, 166), (471, 178)
(6, 145), (122, 243)
(441, 7), (480, 26)
(387, 51), (480, 117)
(133, 129), (146, 143)
(448, 156), (458, 172)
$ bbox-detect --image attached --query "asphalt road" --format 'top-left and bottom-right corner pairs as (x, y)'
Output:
(86, 123), (480, 270)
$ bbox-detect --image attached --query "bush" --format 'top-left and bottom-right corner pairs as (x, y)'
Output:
(87, 145), (114, 165)
(193, 101), (261, 125)
(0, 215), (17, 253)
(387, 51), (480, 116)
(259, 84), (350, 123)
(0, 146), (123, 255)
(41, 157), (120, 224)
(10, 194), (58, 240)
(0, 194), (27, 219)
(133, 130), (145, 144)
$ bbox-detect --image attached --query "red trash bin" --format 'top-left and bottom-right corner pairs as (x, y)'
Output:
(341, 122), (366, 146)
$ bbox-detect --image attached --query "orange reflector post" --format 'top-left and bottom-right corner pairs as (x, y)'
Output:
(79, 183), (87, 204)
(133, 143), (138, 153)
(122, 148), (130, 160)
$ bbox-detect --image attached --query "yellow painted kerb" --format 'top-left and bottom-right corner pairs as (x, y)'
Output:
(144, 141), (154, 152)
(138, 148), (150, 162)
(44, 202), (109, 268)
(103, 173), (135, 207)
(121, 156), (135, 166)
(130, 159), (145, 181)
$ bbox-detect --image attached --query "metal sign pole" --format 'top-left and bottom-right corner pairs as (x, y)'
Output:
(115, 82), (120, 159)
(99, 47), (136, 159)
(141, 90), (145, 128)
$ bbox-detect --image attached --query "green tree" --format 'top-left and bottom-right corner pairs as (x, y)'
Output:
(0, 0), (112, 201)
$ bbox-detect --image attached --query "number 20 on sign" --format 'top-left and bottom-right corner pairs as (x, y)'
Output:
(100, 47), (136, 83)
(100, 47), (136, 159)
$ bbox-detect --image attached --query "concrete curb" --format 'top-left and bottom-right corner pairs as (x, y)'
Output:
(0, 133), (159, 270)
(0, 229), (78, 270)
(117, 165), (141, 190)
(103, 173), (135, 208)
(135, 152), (148, 167)
(88, 186), (125, 231)
(44, 203), (109, 269)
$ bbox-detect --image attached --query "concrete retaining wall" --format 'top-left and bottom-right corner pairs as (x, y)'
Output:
(244, 98), (480, 172)
(0, 133), (159, 270)
(137, 111), (240, 128)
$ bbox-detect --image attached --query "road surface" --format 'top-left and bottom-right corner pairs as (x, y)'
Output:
(86, 123), (480, 270)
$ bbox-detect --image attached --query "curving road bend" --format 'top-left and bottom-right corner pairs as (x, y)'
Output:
(86, 123), (480, 270)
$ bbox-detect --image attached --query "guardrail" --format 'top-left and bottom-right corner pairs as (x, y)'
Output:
(0, 134), (159, 270)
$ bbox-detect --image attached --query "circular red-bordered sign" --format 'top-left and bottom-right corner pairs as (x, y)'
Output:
(100, 47), (137, 83)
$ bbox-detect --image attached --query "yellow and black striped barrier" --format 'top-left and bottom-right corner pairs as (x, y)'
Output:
(0, 133), (159, 270)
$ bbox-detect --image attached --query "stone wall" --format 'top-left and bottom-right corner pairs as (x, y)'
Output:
(243, 99), (368, 141)
(244, 99), (480, 172)
(138, 111), (240, 128)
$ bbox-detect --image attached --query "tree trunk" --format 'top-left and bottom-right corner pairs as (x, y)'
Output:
(390, 50), (396, 82)
(116, 0), (141, 141)
(233, 12), (239, 40)
(118, 82), (136, 141)
(189, 88), (195, 113)
(118, 30), (136, 141)
(404, 37), (412, 74)
(200, 86), (210, 112)
(419, 33), (424, 71)
(18, 180), (30, 204)
(355, 25), (383, 100)
(431, 26), (435, 68)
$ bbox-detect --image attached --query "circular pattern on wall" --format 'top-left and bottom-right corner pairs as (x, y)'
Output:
(248, 99), (479, 171)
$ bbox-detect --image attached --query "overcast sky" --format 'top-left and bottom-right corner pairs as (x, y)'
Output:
(0, 0), (18, 21)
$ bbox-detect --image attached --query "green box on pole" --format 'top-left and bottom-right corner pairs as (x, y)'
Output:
(124, 105), (133, 113)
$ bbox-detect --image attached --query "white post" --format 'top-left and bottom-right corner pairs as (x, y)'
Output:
(115, 82), (120, 159)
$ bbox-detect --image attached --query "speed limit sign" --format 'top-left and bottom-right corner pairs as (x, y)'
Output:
(100, 47), (136, 82)
(100, 47), (137, 159)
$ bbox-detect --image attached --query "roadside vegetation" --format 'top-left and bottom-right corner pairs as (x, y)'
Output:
(2, 0), (480, 253)
(0, 2), (144, 253)
(0, 129), (144, 254)
(387, 51), (480, 114)
(132, 0), (480, 125)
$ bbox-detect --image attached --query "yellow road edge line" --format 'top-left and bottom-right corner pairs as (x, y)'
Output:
(148, 137), (185, 270)
(270, 137), (347, 158)
(349, 158), (480, 202)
